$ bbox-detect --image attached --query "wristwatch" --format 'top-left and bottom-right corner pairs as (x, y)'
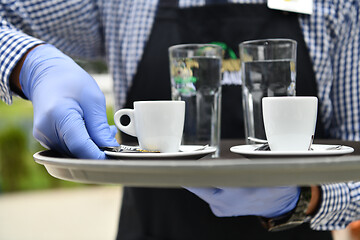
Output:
(259, 187), (313, 231)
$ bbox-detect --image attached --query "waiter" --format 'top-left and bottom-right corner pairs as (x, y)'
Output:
(4, 0), (357, 239)
(118, 0), (329, 239)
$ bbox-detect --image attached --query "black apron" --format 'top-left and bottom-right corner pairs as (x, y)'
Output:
(117, 1), (330, 240)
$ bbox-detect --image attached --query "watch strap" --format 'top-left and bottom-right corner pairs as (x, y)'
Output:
(259, 187), (312, 231)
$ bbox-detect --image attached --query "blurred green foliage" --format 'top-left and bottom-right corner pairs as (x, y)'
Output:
(0, 97), (115, 193)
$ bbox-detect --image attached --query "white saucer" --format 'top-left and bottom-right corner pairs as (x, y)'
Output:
(104, 145), (217, 160)
(230, 144), (354, 157)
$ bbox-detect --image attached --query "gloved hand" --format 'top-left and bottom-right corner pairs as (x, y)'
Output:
(20, 44), (119, 159)
(186, 186), (300, 218)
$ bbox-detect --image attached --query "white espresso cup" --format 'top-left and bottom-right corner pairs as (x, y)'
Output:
(114, 101), (185, 153)
(262, 96), (318, 151)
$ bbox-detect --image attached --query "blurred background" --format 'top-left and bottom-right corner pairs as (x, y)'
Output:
(0, 60), (122, 240)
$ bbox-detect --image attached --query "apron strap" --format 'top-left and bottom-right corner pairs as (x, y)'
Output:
(158, 0), (178, 8)
(159, 0), (230, 7)
(206, 0), (229, 4)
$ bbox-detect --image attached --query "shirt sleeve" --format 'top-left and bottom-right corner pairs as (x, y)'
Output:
(300, 0), (360, 141)
(300, 1), (360, 230)
(328, 1), (360, 141)
(0, 0), (104, 104)
(310, 182), (360, 230)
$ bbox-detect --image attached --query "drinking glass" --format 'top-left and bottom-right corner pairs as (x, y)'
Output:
(169, 44), (222, 157)
(239, 39), (297, 144)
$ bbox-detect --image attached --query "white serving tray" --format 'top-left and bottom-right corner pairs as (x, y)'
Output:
(34, 140), (360, 187)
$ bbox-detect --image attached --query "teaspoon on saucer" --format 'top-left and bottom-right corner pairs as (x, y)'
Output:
(100, 144), (209, 153)
(247, 137), (343, 151)
(247, 137), (268, 144)
(99, 145), (159, 153)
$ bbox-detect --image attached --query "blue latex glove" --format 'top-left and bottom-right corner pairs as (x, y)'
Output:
(19, 44), (119, 159)
(186, 186), (300, 218)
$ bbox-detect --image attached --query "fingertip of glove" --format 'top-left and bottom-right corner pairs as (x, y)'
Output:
(72, 146), (107, 160)
(87, 151), (107, 160)
(110, 125), (118, 138)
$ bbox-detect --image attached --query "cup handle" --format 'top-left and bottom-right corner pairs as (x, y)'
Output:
(114, 109), (137, 137)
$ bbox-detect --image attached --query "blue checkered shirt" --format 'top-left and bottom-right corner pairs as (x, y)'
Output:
(1, 0), (360, 230)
